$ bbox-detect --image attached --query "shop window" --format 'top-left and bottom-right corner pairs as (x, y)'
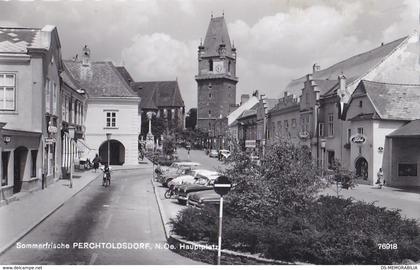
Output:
(1, 151), (10, 186)
(398, 163), (417, 176)
(31, 150), (38, 178)
(0, 73), (16, 111)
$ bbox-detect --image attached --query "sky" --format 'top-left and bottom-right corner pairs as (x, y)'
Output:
(0, 0), (418, 110)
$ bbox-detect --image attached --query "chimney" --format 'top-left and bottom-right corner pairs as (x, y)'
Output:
(284, 91), (288, 97)
(312, 63), (320, 73)
(240, 94), (250, 105)
(82, 45), (91, 66)
(252, 90), (259, 97)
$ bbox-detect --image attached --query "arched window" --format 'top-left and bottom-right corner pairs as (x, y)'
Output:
(209, 59), (213, 71)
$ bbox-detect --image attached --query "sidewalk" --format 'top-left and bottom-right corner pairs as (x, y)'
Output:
(323, 184), (420, 220)
(0, 169), (102, 255)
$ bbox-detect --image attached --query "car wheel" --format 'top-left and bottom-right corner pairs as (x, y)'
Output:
(177, 199), (186, 205)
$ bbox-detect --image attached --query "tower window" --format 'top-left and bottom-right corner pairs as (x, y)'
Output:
(208, 83), (212, 89)
(359, 100), (363, 107)
(209, 59), (213, 71)
(208, 110), (211, 115)
(209, 93), (212, 98)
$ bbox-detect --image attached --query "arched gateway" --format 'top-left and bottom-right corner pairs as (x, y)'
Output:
(99, 140), (125, 165)
(355, 157), (368, 180)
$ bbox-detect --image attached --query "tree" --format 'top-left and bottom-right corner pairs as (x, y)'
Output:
(185, 108), (197, 130)
(162, 133), (176, 157)
(328, 159), (357, 196)
(222, 139), (325, 224)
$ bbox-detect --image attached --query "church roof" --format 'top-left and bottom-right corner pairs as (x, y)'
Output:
(202, 16), (234, 58)
(63, 60), (137, 98)
(357, 80), (420, 121)
(132, 81), (185, 110)
(285, 36), (408, 96)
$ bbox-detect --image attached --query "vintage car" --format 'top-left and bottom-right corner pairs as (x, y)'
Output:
(209, 149), (219, 158)
(187, 189), (220, 208)
(167, 169), (218, 190)
(158, 162), (200, 187)
(175, 172), (219, 204)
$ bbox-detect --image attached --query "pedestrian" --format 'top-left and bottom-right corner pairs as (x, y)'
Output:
(376, 168), (384, 188)
(93, 154), (101, 173)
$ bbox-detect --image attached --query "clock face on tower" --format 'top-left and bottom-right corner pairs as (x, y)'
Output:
(214, 61), (224, 74)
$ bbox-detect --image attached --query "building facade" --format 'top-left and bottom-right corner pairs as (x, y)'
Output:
(64, 46), (141, 166)
(196, 15), (238, 132)
(0, 26), (65, 200)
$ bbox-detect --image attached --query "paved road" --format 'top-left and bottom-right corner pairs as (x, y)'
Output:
(176, 148), (226, 172)
(0, 169), (200, 265)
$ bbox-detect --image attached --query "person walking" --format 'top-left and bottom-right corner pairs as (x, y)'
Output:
(93, 154), (101, 172)
(376, 168), (384, 189)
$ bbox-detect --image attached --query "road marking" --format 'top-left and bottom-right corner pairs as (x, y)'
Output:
(89, 253), (98, 265)
(104, 214), (113, 229)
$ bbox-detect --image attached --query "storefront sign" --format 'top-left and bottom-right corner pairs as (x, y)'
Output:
(298, 131), (310, 139)
(350, 134), (367, 144)
(245, 140), (256, 148)
(48, 126), (58, 134)
(378, 146), (384, 152)
(45, 138), (56, 144)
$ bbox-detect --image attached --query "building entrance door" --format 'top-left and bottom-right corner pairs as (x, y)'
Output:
(355, 157), (368, 180)
(13, 146), (28, 193)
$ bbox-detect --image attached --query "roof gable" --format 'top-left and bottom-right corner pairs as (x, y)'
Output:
(388, 120), (420, 137)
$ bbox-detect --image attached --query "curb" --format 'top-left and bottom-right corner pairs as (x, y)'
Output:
(0, 173), (102, 255)
(150, 174), (171, 240)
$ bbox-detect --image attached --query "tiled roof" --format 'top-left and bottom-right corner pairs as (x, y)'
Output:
(314, 79), (339, 95)
(285, 36), (408, 96)
(202, 16), (234, 58)
(348, 113), (381, 121)
(63, 60), (137, 98)
(61, 64), (81, 91)
(361, 80), (420, 121)
(115, 66), (134, 85)
(239, 103), (258, 119)
(388, 120), (420, 137)
(0, 27), (41, 53)
(132, 81), (185, 110)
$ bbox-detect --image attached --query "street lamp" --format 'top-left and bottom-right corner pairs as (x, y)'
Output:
(106, 133), (112, 166)
(68, 126), (75, 188)
(320, 139), (326, 177)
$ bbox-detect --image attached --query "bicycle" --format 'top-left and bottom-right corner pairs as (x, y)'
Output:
(164, 186), (176, 199)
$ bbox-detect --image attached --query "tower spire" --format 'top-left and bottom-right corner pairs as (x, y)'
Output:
(211, 11), (213, 19)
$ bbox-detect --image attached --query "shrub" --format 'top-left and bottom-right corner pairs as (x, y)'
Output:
(171, 196), (420, 264)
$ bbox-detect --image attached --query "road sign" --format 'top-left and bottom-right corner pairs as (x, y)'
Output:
(213, 176), (232, 196)
(45, 138), (56, 144)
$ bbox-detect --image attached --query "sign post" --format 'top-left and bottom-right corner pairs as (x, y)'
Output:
(213, 176), (232, 265)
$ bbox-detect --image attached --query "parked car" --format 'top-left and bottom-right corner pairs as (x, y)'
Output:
(176, 173), (219, 204)
(219, 149), (231, 160)
(158, 162), (200, 187)
(187, 189), (220, 208)
(167, 169), (218, 189)
(209, 149), (219, 158)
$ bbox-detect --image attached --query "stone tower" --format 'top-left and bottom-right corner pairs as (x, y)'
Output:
(195, 15), (238, 132)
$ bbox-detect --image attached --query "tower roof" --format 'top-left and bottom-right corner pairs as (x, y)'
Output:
(202, 16), (234, 58)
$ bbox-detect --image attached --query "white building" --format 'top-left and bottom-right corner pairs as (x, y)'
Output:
(64, 46), (141, 165)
